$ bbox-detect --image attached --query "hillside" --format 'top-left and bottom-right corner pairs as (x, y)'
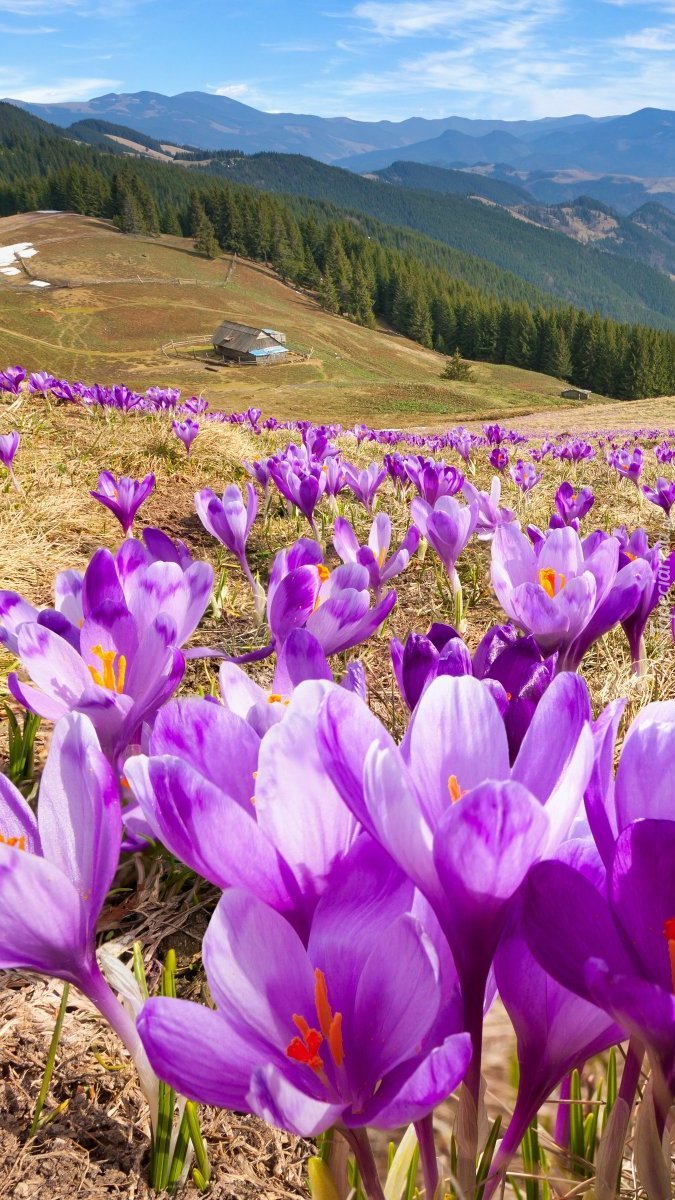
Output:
(204, 151), (675, 328)
(0, 212), (605, 428)
(373, 161), (533, 206)
(374, 165), (675, 277)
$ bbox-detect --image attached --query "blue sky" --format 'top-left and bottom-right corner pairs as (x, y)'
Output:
(1, 0), (675, 121)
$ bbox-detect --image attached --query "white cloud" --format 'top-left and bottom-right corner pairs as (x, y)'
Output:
(4, 76), (121, 101)
(616, 23), (675, 48)
(209, 82), (254, 99)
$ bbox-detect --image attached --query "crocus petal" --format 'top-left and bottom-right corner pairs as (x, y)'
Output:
(610, 820), (675, 992)
(124, 755), (293, 911)
(0, 849), (88, 982)
(355, 1033), (472, 1129)
(434, 781), (550, 983)
(255, 682), (359, 914)
(352, 914), (440, 1091)
(0, 773), (40, 851)
(317, 687), (397, 832)
(401, 676), (510, 828)
(16, 622), (93, 703)
(138, 998), (253, 1109)
(524, 860), (635, 1002)
(37, 713), (121, 935)
(249, 1064), (341, 1137)
(203, 890), (314, 1050)
(614, 702), (675, 828)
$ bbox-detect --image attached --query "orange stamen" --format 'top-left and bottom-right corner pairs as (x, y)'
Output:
(287, 1017), (324, 1072)
(328, 1012), (344, 1069)
(665, 918), (675, 991)
(316, 564), (331, 583)
(0, 833), (26, 851)
(286, 970), (345, 1074)
(448, 774), (468, 804)
(314, 969), (333, 1039)
(538, 567), (565, 598)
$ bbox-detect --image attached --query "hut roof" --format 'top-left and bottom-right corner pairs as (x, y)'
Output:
(212, 320), (287, 355)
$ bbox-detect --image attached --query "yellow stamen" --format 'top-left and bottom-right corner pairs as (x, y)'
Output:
(267, 693), (290, 706)
(538, 567), (566, 598)
(87, 645), (127, 693)
(316, 563), (330, 583)
(377, 547), (387, 569)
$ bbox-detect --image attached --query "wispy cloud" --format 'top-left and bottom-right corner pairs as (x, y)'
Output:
(3, 76), (121, 101)
(352, 0), (559, 38)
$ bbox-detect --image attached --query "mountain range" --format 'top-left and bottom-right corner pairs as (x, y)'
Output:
(6, 91), (675, 214)
(2, 90), (594, 162)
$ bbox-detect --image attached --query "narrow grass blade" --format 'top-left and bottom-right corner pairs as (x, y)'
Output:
(29, 982), (70, 1137)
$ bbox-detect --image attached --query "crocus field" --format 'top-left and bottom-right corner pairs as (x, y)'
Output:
(0, 363), (674, 1200)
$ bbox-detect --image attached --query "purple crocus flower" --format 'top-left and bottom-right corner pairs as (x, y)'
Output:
(0, 432), (20, 491)
(268, 458), (326, 537)
(462, 477), (517, 541)
(319, 673), (594, 1104)
(411, 495), (478, 611)
(491, 524), (652, 671)
(342, 461), (387, 512)
(90, 471), (155, 536)
(4, 539), (212, 760)
(525, 819), (675, 1101)
(195, 483), (264, 620)
(483, 423), (506, 445)
(391, 623), (556, 760)
(403, 457), (464, 505)
(549, 481), (595, 529)
(611, 527), (675, 673)
(28, 371), (56, 394)
(0, 714), (157, 1115)
(610, 446), (644, 485)
(218, 629), (364, 737)
(254, 539), (396, 661)
(489, 447), (509, 473)
(172, 418), (199, 457)
(0, 366), (26, 394)
(333, 514), (419, 598)
(642, 477), (675, 517)
(509, 459), (542, 492)
(243, 459), (270, 498)
(137, 841), (471, 1138)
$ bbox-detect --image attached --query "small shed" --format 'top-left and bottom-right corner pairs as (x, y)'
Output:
(212, 320), (288, 365)
(560, 387), (591, 401)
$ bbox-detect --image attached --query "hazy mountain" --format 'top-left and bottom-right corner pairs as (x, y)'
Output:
(3, 90), (594, 163)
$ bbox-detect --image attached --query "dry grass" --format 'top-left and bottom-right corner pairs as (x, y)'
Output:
(1, 347), (674, 1194)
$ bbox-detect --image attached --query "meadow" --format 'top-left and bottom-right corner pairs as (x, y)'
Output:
(0, 216), (674, 1200)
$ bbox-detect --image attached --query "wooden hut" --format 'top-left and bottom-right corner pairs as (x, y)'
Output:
(212, 320), (288, 365)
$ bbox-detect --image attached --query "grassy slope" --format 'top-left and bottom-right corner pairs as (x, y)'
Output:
(0, 212), (622, 428)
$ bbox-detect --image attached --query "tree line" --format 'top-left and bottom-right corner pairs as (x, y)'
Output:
(1, 103), (675, 400)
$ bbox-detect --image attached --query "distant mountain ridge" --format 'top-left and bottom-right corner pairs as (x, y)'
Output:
(3, 89), (599, 162)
